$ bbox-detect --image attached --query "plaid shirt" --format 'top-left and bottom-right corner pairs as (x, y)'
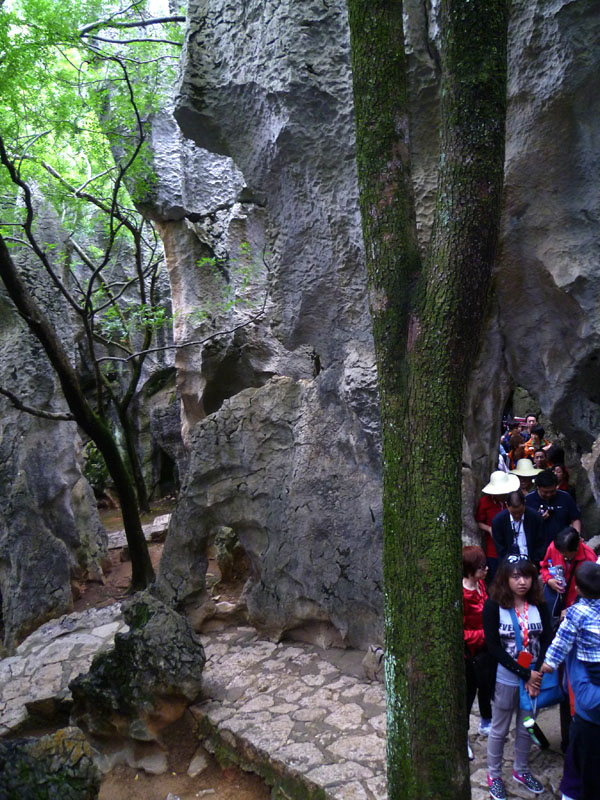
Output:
(544, 598), (600, 668)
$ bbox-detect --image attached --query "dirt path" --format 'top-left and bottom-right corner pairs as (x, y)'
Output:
(80, 505), (271, 800)
(98, 759), (271, 800)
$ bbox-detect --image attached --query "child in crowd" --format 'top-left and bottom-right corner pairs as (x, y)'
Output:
(542, 562), (600, 685)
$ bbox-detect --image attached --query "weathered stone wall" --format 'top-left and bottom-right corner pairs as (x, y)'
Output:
(154, 0), (600, 646)
(154, 0), (382, 647)
(465, 0), (600, 532)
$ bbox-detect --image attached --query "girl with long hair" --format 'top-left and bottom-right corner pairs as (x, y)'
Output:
(483, 556), (552, 799)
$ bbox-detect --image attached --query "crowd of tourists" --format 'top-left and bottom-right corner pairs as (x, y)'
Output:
(463, 413), (600, 800)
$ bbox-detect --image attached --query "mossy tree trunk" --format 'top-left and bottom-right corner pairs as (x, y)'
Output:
(347, 1), (508, 798)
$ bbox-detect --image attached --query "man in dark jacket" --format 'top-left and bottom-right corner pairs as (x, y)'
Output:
(492, 490), (546, 565)
(525, 468), (581, 548)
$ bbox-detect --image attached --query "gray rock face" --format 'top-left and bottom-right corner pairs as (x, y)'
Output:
(153, 0), (382, 647)
(157, 376), (382, 647)
(0, 239), (107, 652)
(154, 0), (600, 646)
(403, 0), (600, 532)
(70, 592), (206, 740)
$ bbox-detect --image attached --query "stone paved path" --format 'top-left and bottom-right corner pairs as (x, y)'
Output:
(0, 605), (565, 798)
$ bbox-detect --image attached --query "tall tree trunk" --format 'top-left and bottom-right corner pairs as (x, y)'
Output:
(118, 405), (151, 513)
(348, 1), (508, 797)
(0, 235), (155, 590)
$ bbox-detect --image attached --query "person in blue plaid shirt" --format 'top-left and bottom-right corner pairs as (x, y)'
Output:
(541, 562), (600, 685)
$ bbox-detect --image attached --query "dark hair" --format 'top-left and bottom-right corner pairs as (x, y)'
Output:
(531, 424), (545, 439)
(536, 469), (558, 488)
(533, 448), (547, 461)
(506, 490), (525, 508)
(575, 562), (600, 599)
(526, 413), (537, 422)
(509, 434), (524, 450)
(555, 527), (580, 554)
(489, 557), (545, 608)
(463, 545), (487, 577)
(547, 445), (565, 466)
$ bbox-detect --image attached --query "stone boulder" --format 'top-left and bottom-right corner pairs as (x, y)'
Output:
(70, 593), (206, 740)
(157, 376), (382, 648)
(212, 525), (248, 583)
(0, 727), (100, 800)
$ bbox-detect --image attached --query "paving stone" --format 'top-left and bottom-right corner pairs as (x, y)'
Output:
(270, 703), (299, 715)
(292, 707), (328, 722)
(306, 761), (374, 786)
(328, 734), (383, 763)
(367, 713), (386, 734)
(364, 774), (387, 800)
(331, 780), (369, 800)
(238, 694), (275, 713)
(238, 716), (295, 753)
(273, 742), (325, 769)
(0, 603), (569, 800)
(301, 673), (327, 687)
(323, 703), (364, 730)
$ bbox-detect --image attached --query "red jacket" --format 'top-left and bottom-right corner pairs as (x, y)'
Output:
(463, 580), (488, 655)
(476, 495), (505, 558)
(540, 540), (597, 608)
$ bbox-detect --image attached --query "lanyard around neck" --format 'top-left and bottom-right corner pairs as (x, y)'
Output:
(514, 601), (529, 649)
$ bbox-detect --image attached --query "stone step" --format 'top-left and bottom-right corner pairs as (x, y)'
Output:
(106, 513), (171, 550)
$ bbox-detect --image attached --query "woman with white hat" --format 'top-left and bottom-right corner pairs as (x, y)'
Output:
(509, 458), (542, 495)
(476, 471), (521, 581)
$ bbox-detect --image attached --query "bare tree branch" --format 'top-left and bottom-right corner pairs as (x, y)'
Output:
(86, 35), (182, 46)
(77, 166), (118, 193)
(80, 15), (185, 36)
(97, 294), (271, 364)
(0, 385), (75, 421)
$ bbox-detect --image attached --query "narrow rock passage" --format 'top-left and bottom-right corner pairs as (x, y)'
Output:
(0, 606), (566, 798)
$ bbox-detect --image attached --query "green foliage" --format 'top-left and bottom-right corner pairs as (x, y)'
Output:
(191, 240), (266, 324)
(0, 0), (183, 239)
(82, 441), (109, 494)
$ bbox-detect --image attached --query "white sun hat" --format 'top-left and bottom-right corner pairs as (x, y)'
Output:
(482, 470), (520, 495)
(510, 458), (542, 478)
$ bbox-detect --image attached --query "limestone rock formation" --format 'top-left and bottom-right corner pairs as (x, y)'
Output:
(0, 727), (100, 800)
(155, 0), (599, 645)
(152, 0), (382, 647)
(157, 376), (382, 647)
(0, 227), (108, 652)
(70, 592), (206, 740)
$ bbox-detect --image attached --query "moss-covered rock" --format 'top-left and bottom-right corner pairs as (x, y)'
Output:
(0, 727), (100, 800)
(69, 592), (205, 740)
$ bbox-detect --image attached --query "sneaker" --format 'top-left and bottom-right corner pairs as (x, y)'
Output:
(479, 718), (492, 735)
(512, 770), (544, 794)
(488, 774), (506, 800)
(468, 742), (474, 761)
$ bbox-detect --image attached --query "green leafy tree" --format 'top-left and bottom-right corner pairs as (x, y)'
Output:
(347, 0), (508, 797)
(0, 0), (186, 588)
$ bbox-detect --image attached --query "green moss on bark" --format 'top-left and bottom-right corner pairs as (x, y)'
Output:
(348, 0), (508, 797)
